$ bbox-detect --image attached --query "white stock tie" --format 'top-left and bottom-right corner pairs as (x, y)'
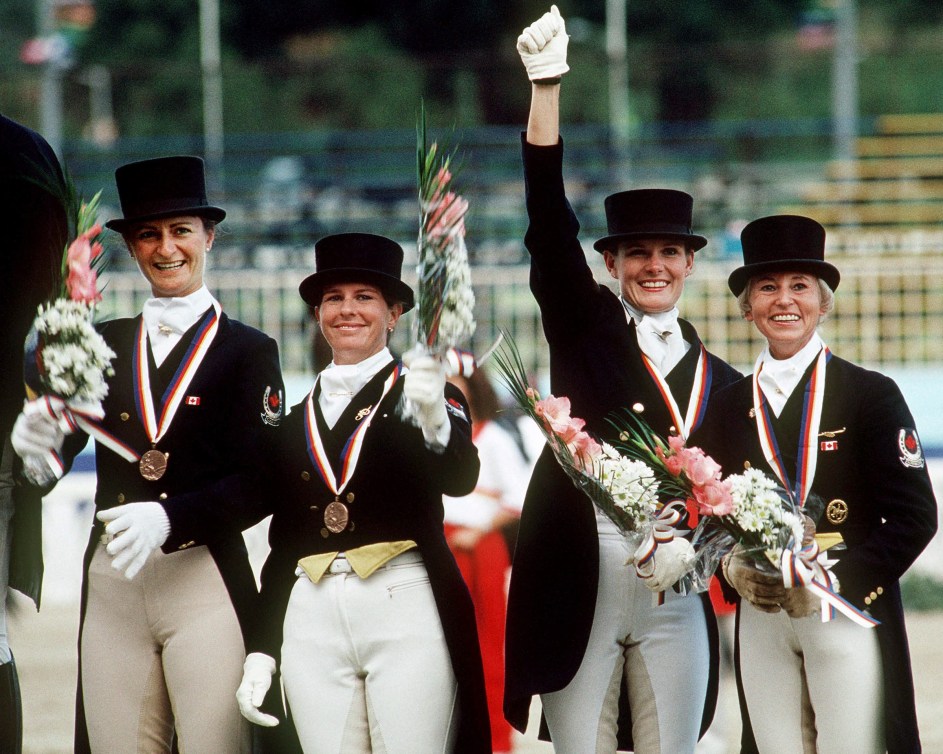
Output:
(637, 312), (683, 374)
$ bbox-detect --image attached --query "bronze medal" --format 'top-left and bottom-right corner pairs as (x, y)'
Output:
(826, 498), (849, 525)
(139, 449), (168, 481)
(324, 500), (349, 533)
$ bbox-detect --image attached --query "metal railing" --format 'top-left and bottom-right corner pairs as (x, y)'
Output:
(99, 253), (943, 377)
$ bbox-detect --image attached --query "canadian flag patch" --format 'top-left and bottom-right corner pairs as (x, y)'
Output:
(186, 395), (201, 406)
(820, 440), (838, 451)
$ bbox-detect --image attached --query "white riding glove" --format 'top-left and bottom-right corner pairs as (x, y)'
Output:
(403, 354), (450, 445)
(633, 536), (695, 592)
(517, 4), (570, 81)
(11, 401), (67, 485)
(236, 653), (279, 727)
(11, 401), (64, 457)
(96, 502), (171, 580)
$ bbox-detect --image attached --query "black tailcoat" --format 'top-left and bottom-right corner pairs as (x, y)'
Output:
(503, 137), (742, 749)
(692, 354), (938, 754)
(0, 114), (69, 607)
(58, 311), (284, 752)
(254, 363), (492, 753)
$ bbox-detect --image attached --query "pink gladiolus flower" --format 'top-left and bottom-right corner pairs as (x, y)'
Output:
(65, 223), (103, 304)
(693, 478), (734, 516)
(680, 446), (723, 486)
(656, 445), (684, 476)
(534, 395), (586, 444)
(428, 190), (467, 239)
(568, 431), (602, 472)
(667, 434), (686, 454)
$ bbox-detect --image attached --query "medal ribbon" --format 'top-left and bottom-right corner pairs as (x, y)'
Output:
(780, 539), (879, 628)
(36, 394), (138, 479)
(640, 344), (711, 440)
(133, 302), (221, 446)
(304, 364), (402, 495)
(752, 347), (829, 507)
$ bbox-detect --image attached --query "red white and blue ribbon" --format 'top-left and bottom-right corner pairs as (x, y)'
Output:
(33, 394), (139, 479)
(634, 500), (688, 606)
(640, 344), (711, 441)
(133, 302), (220, 447)
(780, 540), (879, 628)
(752, 346), (829, 507)
(304, 364), (402, 496)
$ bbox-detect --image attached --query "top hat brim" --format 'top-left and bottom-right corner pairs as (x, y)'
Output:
(728, 258), (841, 296)
(105, 205), (226, 232)
(299, 267), (415, 312)
(593, 231), (708, 253)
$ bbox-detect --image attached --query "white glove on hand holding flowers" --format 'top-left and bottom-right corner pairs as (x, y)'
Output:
(517, 4), (570, 81)
(632, 536), (696, 592)
(403, 351), (450, 449)
(11, 399), (66, 485)
(96, 502), (170, 580)
(236, 653), (279, 727)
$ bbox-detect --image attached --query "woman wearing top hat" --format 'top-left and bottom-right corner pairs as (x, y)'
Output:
(11, 155), (284, 752)
(690, 215), (937, 753)
(234, 232), (491, 753)
(503, 7), (741, 752)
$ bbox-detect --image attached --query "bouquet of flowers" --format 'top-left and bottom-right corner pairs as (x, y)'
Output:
(400, 108), (479, 434)
(618, 417), (875, 625)
(21, 184), (114, 483)
(606, 408), (805, 576)
(492, 337), (654, 531)
(412, 109), (476, 353)
(492, 336), (703, 598)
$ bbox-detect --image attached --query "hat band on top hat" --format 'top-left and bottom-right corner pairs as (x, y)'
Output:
(593, 224), (708, 251)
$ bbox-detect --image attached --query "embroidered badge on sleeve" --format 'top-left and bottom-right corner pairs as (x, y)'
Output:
(262, 386), (283, 426)
(445, 397), (469, 424)
(898, 428), (925, 469)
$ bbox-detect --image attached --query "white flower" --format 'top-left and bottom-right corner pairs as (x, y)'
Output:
(29, 299), (116, 405)
(594, 447), (659, 526)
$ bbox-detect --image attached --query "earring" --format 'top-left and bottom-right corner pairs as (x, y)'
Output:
(387, 327), (394, 333)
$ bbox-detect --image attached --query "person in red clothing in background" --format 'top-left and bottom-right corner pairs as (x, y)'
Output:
(445, 369), (531, 754)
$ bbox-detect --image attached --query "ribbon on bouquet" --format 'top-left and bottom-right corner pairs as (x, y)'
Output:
(32, 394), (139, 480)
(634, 501), (689, 606)
(780, 540), (880, 628)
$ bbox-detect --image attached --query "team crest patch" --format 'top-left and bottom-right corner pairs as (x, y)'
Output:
(445, 398), (468, 423)
(261, 386), (283, 426)
(898, 428), (925, 469)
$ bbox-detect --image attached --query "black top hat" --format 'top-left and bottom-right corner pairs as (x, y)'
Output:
(299, 232), (415, 312)
(593, 189), (707, 252)
(727, 214), (840, 296)
(105, 156), (226, 232)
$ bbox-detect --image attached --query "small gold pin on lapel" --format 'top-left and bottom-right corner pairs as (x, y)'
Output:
(354, 405), (373, 421)
(818, 427), (847, 438)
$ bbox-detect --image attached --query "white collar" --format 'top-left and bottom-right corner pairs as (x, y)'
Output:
(620, 297), (680, 333)
(318, 348), (393, 427)
(757, 332), (824, 415)
(142, 286), (216, 336)
(142, 286), (217, 365)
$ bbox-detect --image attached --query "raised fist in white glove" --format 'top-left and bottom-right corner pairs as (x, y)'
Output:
(236, 653), (279, 727)
(97, 502), (171, 580)
(404, 353), (449, 437)
(633, 536), (695, 592)
(517, 4), (570, 81)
